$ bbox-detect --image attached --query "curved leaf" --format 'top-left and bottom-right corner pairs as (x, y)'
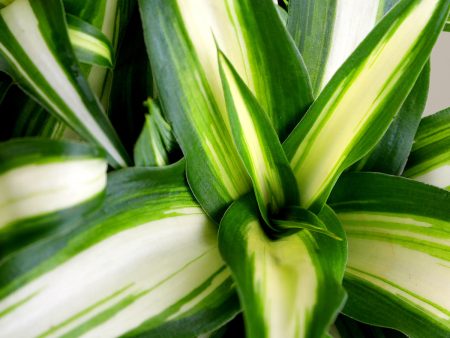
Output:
(404, 107), (450, 190)
(67, 14), (114, 68)
(329, 172), (450, 337)
(0, 139), (106, 257)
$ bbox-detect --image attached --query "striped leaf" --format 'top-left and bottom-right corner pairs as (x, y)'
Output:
(63, 0), (134, 103)
(0, 86), (66, 141)
(329, 173), (450, 337)
(134, 99), (176, 167)
(0, 163), (239, 337)
(283, 0), (449, 211)
(445, 13), (450, 31)
(0, 0), (129, 167)
(286, 0), (398, 95)
(218, 51), (298, 221)
(139, 0), (312, 219)
(354, 62), (430, 175)
(0, 139), (107, 257)
(219, 195), (347, 338)
(67, 14), (114, 68)
(404, 108), (450, 190)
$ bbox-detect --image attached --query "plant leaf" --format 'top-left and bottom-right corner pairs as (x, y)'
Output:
(0, 0), (129, 167)
(63, 0), (134, 103)
(0, 139), (107, 257)
(134, 99), (176, 167)
(283, 0), (449, 211)
(67, 14), (114, 68)
(286, 0), (399, 95)
(219, 195), (347, 338)
(329, 172), (450, 337)
(404, 107), (450, 190)
(139, 0), (312, 219)
(0, 162), (239, 337)
(354, 62), (430, 175)
(0, 71), (10, 102)
(218, 51), (298, 221)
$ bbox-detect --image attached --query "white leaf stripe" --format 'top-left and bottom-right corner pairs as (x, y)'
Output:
(0, 159), (106, 230)
(284, 0), (449, 211)
(0, 0), (128, 167)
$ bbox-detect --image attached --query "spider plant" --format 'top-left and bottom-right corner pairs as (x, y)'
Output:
(0, 0), (449, 337)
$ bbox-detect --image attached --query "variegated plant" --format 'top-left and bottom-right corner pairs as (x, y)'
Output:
(0, 0), (449, 337)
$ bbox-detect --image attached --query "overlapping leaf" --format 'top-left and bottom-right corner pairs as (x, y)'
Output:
(0, 0), (129, 166)
(139, 0), (312, 219)
(0, 163), (238, 337)
(284, 0), (449, 211)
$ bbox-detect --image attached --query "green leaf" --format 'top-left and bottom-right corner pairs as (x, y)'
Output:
(333, 315), (406, 338)
(329, 172), (450, 337)
(0, 163), (238, 337)
(218, 51), (298, 221)
(286, 0), (398, 96)
(354, 62), (430, 175)
(0, 139), (107, 257)
(283, 0), (449, 211)
(219, 195), (347, 338)
(63, 0), (135, 103)
(0, 86), (65, 140)
(139, 0), (312, 219)
(272, 206), (342, 240)
(134, 99), (176, 167)
(67, 14), (114, 68)
(109, 9), (153, 153)
(0, 0), (130, 167)
(404, 108), (450, 190)
(0, 71), (10, 102)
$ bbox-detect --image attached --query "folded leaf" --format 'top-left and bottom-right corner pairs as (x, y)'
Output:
(329, 172), (450, 337)
(219, 195), (347, 338)
(218, 51), (298, 221)
(355, 62), (430, 175)
(67, 14), (114, 68)
(134, 99), (176, 167)
(404, 108), (450, 190)
(0, 139), (107, 257)
(284, 0), (449, 211)
(0, 163), (238, 337)
(0, 0), (129, 167)
(139, 0), (312, 219)
(63, 0), (134, 103)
